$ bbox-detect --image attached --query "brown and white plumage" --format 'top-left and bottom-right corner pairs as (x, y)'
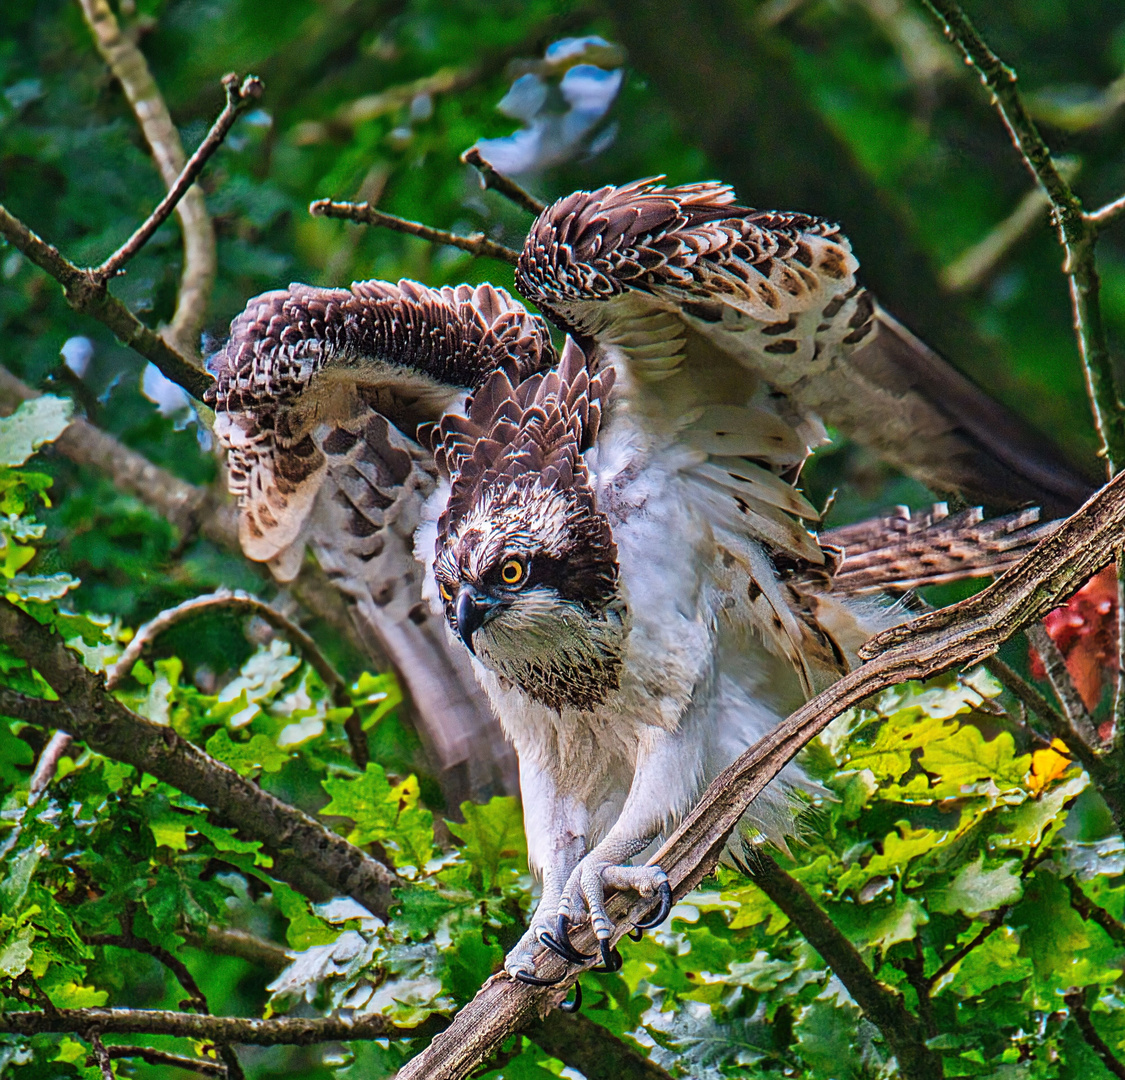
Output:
(517, 178), (1092, 517)
(207, 279), (555, 804)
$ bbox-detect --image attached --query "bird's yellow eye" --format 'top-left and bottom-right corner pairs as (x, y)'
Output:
(500, 558), (525, 586)
(439, 580), (454, 602)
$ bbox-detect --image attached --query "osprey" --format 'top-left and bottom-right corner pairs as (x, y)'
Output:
(209, 180), (1084, 984)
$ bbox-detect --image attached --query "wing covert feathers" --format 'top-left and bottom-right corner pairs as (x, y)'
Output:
(208, 278), (555, 569)
(435, 337), (616, 547)
(518, 179), (1093, 517)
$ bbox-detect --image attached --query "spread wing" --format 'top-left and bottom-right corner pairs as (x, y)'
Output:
(516, 179), (1084, 688)
(207, 278), (556, 803)
(517, 178), (1093, 518)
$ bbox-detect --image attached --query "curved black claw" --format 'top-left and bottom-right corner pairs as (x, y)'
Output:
(633, 879), (673, 931)
(627, 926), (644, 941)
(538, 929), (593, 965)
(512, 968), (567, 987)
(560, 980), (583, 1013)
(595, 939), (623, 973)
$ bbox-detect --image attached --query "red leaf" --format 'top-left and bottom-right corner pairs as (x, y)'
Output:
(1029, 565), (1118, 712)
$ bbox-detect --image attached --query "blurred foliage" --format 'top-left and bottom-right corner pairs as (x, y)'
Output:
(3, 0), (1125, 1076)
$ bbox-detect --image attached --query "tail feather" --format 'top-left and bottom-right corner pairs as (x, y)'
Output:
(818, 502), (1059, 595)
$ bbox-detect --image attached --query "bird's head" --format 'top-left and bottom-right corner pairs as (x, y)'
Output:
(432, 338), (625, 712)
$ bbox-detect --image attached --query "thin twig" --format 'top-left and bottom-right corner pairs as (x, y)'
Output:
(27, 730), (73, 806)
(94, 75), (263, 283)
(1085, 193), (1125, 228)
(1064, 875), (1125, 948)
(983, 655), (1065, 744)
(0, 601), (400, 918)
(309, 199), (520, 266)
(184, 926), (291, 974)
(106, 587), (367, 769)
(0, 206), (211, 399)
(920, 0), (1125, 474)
(86, 935), (208, 1014)
(461, 148), (546, 215)
(1064, 989), (1125, 1079)
(0, 1008), (444, 1044)
(77, 0), (216, 358)
(395, 468), (1125, 1080)
(88, 1030), (115, 1080)
(1024, 623), (1101, 748)
(105, 1046), (224, 1077)
(925, 911), (1007, 992)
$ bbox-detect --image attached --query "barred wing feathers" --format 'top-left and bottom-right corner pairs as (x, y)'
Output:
(517, 179), (1092, 518)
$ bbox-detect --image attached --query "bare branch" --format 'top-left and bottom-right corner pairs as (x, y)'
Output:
(1085, 192), (1125, 228)
(93, 74), (263, 284)
(76, 0), (216, 358)
(746, 852), (941, 1080)
(184, 927), (291, 974)
(86, 935), (208, 1014)
(87, 1030), (115, 1080)
(27, 730), (73, 806)
(940, 160), (1080, 293)
(461, 148), (546, 216)
(105, 587), (367, 769)
(1025, 623), (1101, 748)
(394, 470), (1125, 1080)
(1064, 989), (1125, 1080)
(104, 1046), (224, 1077)
(0, 1008), (442, 1045)
(309, 200), (520, 266)
(0, 207), (211, 400)
(527, 1013), (673, 1080)
(920, 0), (1125, 473)
(0, 601), (400, 918)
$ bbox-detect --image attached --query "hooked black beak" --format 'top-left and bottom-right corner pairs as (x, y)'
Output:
(454, 587), (500, 655)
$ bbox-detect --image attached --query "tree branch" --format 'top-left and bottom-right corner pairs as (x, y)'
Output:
(526, 1013), (672, 1080)
(0, 1008), (442, 1045)
(105, 587), (367, 769)
(1064, 876), (1125, 948)
(1024, 623), (1101, 747)
(919, 0), (1125, 474)
(104, 1046), (224, 1077)
(746, 852), (941, 1080)
(183, 927), (291, 974)
(87, 1030), (115, 1080)
(0, 601), (400, 918)
(1063, 989), (1125, 1080)
(86, 936), (207, 1015)
(0, 206), (211, 400)
(460, 148), (546, 216)
(76, 0), (216, 359)
(394, 468), (1125, 1080)
(1085, 193), (1125, 228)
(308, 200), (520, 266)
(93, 74), (262, 284)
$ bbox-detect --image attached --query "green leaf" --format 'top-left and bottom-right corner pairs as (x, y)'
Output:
(920, 724), (1030, 794)
(205, 728), (290, 777)
(931, 855), (1024, 918)
(191, 818), (272, 866)
(321, 763), (434, 870)
(447, 796), (527, 890)
(0, 934), (33, 977)
(148, 812), (189, 852)
(0, 396), (73, 466)
(6, 572), (81, 600)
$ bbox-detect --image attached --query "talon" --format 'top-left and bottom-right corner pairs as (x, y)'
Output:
(512, 968), (566, 987)
(595, 939), (622, 973)
(560, 980), (582, 1013)
(627, 926), (644, 941)
(633, 879), (673, 931)
(554, 913), (595, 961)
(538, 928), (593, 965)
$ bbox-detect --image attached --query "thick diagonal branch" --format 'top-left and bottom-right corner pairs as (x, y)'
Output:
(0, 600), (399, 917)
(395, 470), (1125, 1080)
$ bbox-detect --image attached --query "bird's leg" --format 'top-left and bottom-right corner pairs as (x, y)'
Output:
(553, 727), (685, 962)
(504, 757), (589, 981)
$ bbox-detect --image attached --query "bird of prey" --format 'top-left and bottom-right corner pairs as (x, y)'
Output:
(208, 179), (1086, 984)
